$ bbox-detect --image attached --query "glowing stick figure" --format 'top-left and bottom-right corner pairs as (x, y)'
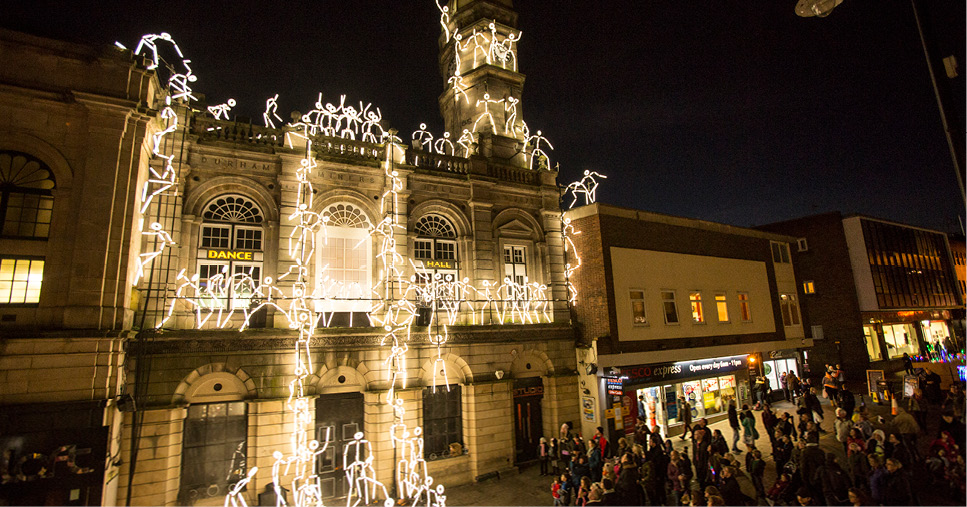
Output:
(225, 466), (258, 507)
(208, 98), (236, 120)
(413, 123), (433, 151)
(473, 93), (503, 135)
(134, 32), (183, 70)
(566, 170), (607, 208)
(457, 129), (475, 158)
(466, 27), (491, 68)
(503, 96), (519, 135)
(434, 131), (454, 156)
(136, 222), (175, 285)
(263, 94), (283, 128)
(343, 432), (390, 507)
(360, 104), (384, 143)
(447, 74), (470, 105)
(167, 59), (198, 101)
(527, 130), (554, 170)
(436, 0), (451, 40)
(488, 22), (521, 71)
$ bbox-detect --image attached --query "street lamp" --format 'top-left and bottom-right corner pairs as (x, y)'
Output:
(796, 0), (967, 208)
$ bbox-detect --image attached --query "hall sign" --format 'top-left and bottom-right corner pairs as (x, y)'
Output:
(620, 355), (747, 385)
(422, 260), (456, 270)
(202, 249), (262, 261)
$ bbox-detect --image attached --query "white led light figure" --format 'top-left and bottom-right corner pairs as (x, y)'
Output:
(526, 130), (554, 171)
(135, 221), (175, 285)
(561, 217), (582, 305)
(264, 94), (283, 128)
(503, 96), (519, 135)
(360, 104), (384, 143)
(446, 75), (470, 106)
(413, 123), (433, 151)
(565, 170), (607, 208)
(167, 59), (198, 101)
(457, 129), (475, 158)
(208, 99), (237, 120)
(488, 22), (521, 72)
(433, 131), (455, 157)
(134, 32), (183, 70)
(436, 0), (451, 41)
(465, 27), (491, 69)
(225, 467), (259, 507)
(472, 93), (503, 136)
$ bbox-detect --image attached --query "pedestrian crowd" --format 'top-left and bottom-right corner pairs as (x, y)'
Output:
(543, 364), (965, 506)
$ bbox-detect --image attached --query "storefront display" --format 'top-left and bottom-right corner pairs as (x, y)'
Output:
(921, 320), (953, 359)
(883, 323), (919, 359)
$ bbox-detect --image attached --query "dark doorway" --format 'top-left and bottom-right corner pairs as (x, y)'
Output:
(315, 392), (364, 502)
(513, 377), (544, 464)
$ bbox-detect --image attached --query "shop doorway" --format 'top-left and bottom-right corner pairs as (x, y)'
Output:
(513, 377), (544, 463)
(315, 392), (364, 502)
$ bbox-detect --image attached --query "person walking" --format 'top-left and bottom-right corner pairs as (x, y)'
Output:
(727, 401), (741, 452)
(822, 369), (839, 408)
(780, 371), (790, 401)
(679, 395), (693, 440)
(740, 404), (759, 449)
(787, 371), (800, 403)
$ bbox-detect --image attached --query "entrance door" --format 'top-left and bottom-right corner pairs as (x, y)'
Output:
(316, 392), (364, 502)
(513, 378), (544, 463)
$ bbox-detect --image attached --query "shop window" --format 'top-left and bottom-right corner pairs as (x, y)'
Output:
(737, 292), (752, 322)
(863, 325), (882, 361)
(317, 203), (372, 313)
(630, 289), (646, 325)
(661, 290), (679, 324)
(771, 241), (790, 264)
(504, 246), (527, 286)
(802, 281), (815, 294)
(0, 257), (44, 304)
(180, 401), (247, 502)
(423, 384), (462, 459)
(883, 323), (918, 359)
(689, 292), (704, 323)
(779, 293), (800, 326)
(714, 293), (728, 322)
(0, 151), (56, 239)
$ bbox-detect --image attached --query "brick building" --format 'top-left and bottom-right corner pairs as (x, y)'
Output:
(0, 1), (582, 505)
(759, 212), (963, 381)
(563, 203), (812, 442)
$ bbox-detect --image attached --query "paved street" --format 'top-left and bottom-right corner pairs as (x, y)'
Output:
(446, 393), (964, 506)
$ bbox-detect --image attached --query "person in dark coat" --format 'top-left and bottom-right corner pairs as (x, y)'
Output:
(614, 453), (641, 506)
(693, 427), (712, 488)
(882, 458), (915, 506)
(818, 452), (851, 506)
(838, 386), (856, 419)
(798, 434), (826, 503)
(938, 410), (966, 449)
(728, 401), (741, 452)
(570, 454), (591, 490)
(718, 466), (752, 506)
(710, 429), (729, 456)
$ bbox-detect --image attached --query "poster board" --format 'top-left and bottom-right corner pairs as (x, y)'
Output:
(866, 370), (884, 396)
(902, 375), (919, 398)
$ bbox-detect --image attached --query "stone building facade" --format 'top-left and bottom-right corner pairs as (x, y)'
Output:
(0, 1), (580, 505)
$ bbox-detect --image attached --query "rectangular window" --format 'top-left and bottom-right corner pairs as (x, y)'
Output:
(771, 241), (790, 263)
(413, 239), (432, 260)
(803, 281), (815, 294)
(181, 401), (248, 499)
(737, 292), (752, 322)
(0, 257), (44, 304)
(436, 240), (456, 261)
(231, 263), (261, 310)
(797, 238), (808, 252)
(883, 323), (919, 359)
(661, 290), (679, 324)
(689, 292), (704, 323)
(2, 192), (53, 238)
(714, 293), (729, 322)
(779, 293), (800, 326)
(630, 289), (647, 325)
(201, 225), (231, 249)
(863, 325), (882, 361)
(504, 246), (527, 286)
(234, 226), (262, 250)
(423, 384), (462, 457)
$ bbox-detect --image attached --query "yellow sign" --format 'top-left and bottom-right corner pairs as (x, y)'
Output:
(206, 250), (254, 261)
(424, 260), (455, 269)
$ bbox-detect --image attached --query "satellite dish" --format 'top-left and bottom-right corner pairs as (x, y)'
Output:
(795, 0), (844, 17)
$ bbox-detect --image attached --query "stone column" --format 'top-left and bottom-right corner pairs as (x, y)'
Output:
(542, 374), (581, 442)
(462, 380), (515, 480)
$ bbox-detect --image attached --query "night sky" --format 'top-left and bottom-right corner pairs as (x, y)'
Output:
(5, 1), (964, 233)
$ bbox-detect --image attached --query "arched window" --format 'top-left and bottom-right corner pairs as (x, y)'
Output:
(316, 203), (372, 318)
(197, 195), (264, 309)
(413, 214), (457, 264)
(0, 151), (55, 239)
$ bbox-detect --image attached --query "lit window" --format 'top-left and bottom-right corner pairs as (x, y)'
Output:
(715, 293), (729, 322)
(318, 203), (372, 313)
(737, 292), (752, 322)
(771, 242), (790, 263)
(863, 325), (882, 361)
(661, 290), (679, 324)
(1, 151), (56, 239)
(630, 289), (646, 325)
(197, 195), (265, 310)
(0, 257), (44, 304)
(180, 402), (247, 502)
(779, 293), (800, 326)
(413, 214), (459, 286)
(504, 246), (527, 286)
(689, 292), (704, 323)
(803, 281), (815, 294)
(423, 384), (462, 458)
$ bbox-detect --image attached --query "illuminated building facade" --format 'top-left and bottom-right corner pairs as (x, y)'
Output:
(759, 212), (964, 378)
(563, 203), (811, 442)
(0, 1), (581, 505)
